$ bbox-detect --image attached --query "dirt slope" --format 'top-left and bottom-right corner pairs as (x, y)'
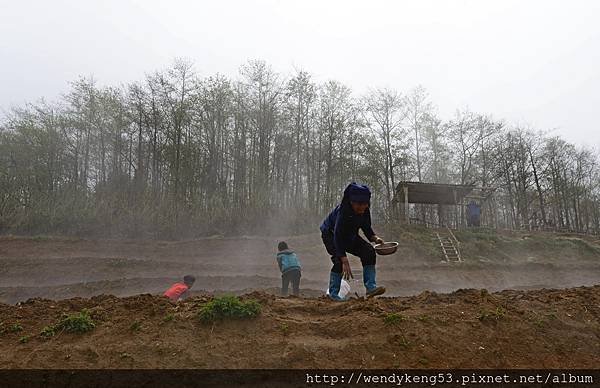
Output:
(1, 285), (599, 369)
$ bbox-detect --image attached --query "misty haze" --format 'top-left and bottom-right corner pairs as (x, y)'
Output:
(1, 0), (600, 381)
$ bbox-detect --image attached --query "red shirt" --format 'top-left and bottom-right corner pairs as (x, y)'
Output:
(163, 282), (189, 301)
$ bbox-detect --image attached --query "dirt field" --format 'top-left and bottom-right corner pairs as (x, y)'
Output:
(1, 287), (599, 368)
(1, 228), (600, 304)
(1, 228), (600, 368)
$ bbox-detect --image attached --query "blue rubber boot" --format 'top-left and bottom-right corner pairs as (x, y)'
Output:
(327, 272), (345, 301)
(363, 265), (386, 298)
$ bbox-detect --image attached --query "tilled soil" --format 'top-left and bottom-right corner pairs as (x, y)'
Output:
(1, 233), (600, 369)
(1, 233), (600, 304)
(1, 286), (599, 368)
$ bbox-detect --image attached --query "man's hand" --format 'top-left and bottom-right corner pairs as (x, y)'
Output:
(372, 235), (385, 245)
(340, 256), (353, 280)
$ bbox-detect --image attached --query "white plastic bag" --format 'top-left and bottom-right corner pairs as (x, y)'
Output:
(326, 279), (351, 299)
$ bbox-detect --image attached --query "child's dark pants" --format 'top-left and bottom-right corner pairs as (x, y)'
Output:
(282, 268), (301, 296)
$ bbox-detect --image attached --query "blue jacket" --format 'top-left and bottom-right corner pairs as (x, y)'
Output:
(467, 202), (481, 216)
(276, 249), (301, 274)
(320, 184), (375, 257)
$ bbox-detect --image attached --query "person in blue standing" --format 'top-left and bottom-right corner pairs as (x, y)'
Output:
(466, 200), (481, 227)
(320, 182), (386, 300)
(276, 241), (302, 296)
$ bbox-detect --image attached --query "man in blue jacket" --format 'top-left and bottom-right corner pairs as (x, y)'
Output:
(466, 200), (481, 227)
(320, 182), (386, 300)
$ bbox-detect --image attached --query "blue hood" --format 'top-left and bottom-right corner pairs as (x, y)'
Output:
(344, 182), (371, 203)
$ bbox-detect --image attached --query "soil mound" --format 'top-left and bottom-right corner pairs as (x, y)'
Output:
(1, 286), (599, 368)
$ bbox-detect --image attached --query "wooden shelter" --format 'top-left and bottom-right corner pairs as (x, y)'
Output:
(392, 181), (495, 227)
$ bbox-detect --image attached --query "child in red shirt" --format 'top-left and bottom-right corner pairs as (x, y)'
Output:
(164, 275), (195, 301)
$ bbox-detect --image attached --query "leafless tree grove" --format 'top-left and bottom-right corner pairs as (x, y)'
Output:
(1, 60), (599, 237)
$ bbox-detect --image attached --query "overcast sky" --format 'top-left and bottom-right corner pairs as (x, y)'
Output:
(1, 0), (599, 147)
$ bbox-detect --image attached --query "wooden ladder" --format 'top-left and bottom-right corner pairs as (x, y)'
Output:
(436, 227), (462, 263)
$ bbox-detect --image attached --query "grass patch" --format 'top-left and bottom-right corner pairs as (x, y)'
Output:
(546, 312), (558, 320)
(455, 228), (500, 244)
(527, 313), (548, 328)
(388, 333), (411, 349)
(197, 295), (261, 323)
(533, 318), (546, 328)
(478, 306), (506, 321)
(18, 335), (30, 344)
(279, 322), (290, 336)
(0, 322), (23, 335)
(57, 309), (96, 333)
(397, 336), (410, 349)
(383, 313), (406, 326)
(553, 237), (600, 256)
(163, 313), (175, 323)
(129, 321), (142, 332)
(40, 325), (56, 338)
(40, 309), (95, 337)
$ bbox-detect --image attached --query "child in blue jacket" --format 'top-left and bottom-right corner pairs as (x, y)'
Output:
(276, 241), (302, 296)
